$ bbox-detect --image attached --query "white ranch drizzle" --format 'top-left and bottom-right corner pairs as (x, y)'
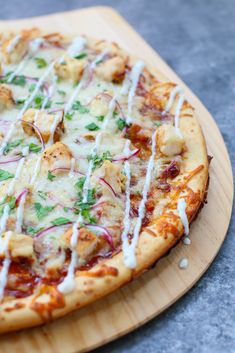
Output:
(47, 112), (63, 146)
(6, 35), (21, 53)
(179, 257), (188, 269)
(68, 37), (86, 58)
(58, 96), (117, 294)
(177, 198), (189, 236)
(126, 61), (145, 124)
(7, 37), (44, 83)
(164, 85), (185, 137)
(121, 140), (132, 266)
(124, 130), (157, 269)
(0, 231), (12, 301)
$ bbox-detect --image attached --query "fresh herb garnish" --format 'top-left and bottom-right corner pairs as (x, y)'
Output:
(37, 190), (47, 200)
(96, 115), (105, 122)
(34, 202), (55, 220)
(11, 75), (26, 86)
(0, 169), (14, 181)
(75, 52), (87, 60)
(3, 139), (23, 154)
(72, 100), (89, 113)
(75, 176), (86, 191)
(28, 83), (36, 93)
(47, 171), (56, 181)
(65, 112), (74, 120)
(8, 196), (16, 210)
(154, 121), (162, 127)
(55, 101), (65, 105)
(88, 151), (112, 170)
(16, 98), (26, 106)
(28, 143), (41, 153)
(33, 95), (51, 109)
(26, 226), (44, 236)
(85, 122), (100, 131)
(51, 217), (71, 226)
(117, 118), (127, 131)
(34, 57), (47, 69)
(57, 89), (66, 96)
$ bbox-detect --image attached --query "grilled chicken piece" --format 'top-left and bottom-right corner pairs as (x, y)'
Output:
(54, 56), (86, 82)
(0, 85), (14, 111)
(158, 124), (185, 157)
(41, 142), (73, 172)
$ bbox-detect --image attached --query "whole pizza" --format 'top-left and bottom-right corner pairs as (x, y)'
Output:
(0, 28), (209, 333)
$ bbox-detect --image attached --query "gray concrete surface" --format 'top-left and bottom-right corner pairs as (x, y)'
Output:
(1, 1), (234, 352)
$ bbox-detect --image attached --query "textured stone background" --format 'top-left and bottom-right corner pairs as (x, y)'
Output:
(1, 1), (234, 352)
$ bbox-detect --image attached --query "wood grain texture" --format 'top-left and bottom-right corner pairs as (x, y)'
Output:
(0, 6), (233, 353)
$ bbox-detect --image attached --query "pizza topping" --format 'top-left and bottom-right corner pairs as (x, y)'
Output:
(0, 84), (14, 111)
(178, 257), (189, 269)
(177, 198), (189, 236)
(158, 124), (184, 156)
(0, 30), (200, 302)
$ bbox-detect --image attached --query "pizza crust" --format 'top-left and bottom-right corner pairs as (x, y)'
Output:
(0, 31), (209, 333)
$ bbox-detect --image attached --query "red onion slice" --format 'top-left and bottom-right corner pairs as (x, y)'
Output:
(18, 119), (45, 151)
(16, 188), (29, 206)
(0, 155), (23, 165)
(99, 177), (118, 198)
(35, 223), (72, 238)
(84, 223), (114, 249)
(112, 148), (140, 162)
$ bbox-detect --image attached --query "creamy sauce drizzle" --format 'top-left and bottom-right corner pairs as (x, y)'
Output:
(58, 96), (117, 293)
(68, 37), (86, 58)
(124, 130), (157, 269)
(6, 35), (21, 53)
(177, 198), (189, 236)
(121, 140), (132, 266)
(126, 61), (145, 124)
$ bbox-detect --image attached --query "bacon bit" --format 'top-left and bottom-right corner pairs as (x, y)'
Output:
(30, 284), (65, 321)
(160, 160), (180, 180)
(157, 180), (171, 192)
(78, 264), (118, 278)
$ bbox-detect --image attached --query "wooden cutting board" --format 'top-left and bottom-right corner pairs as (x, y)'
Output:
(0, 6), (233, 353)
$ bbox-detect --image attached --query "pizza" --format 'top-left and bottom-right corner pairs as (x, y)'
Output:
(0, 28), (209, 333)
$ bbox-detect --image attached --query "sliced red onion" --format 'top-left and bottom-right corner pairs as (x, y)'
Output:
(99, 177), (118, 198)
(48, 192), (74, 211)
(0, 120), (11, 125)
(18, 119), (45, 151)
(91, 200), (107, 210)
(35, 223), (72, 238)
(0, 155), (23, 165)
(51, 167), (84, 176)
(112, 148), (140, 162)
(16, 188), (29, 206)
(84, 223), (114, 249)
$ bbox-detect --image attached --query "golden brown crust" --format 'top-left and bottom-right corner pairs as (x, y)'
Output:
(0, 31), (209, 334)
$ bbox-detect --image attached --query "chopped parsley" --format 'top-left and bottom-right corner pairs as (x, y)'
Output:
(154, 121), (162, 127)
(34, 57), (47, 69)
(0, 169), (14, 181)
(117, 118), (127, 131)
(28, 143), (41, 153)
(16, 98), (26, 106)
(26, 226), (43, 236)
(75, 176), (86, 191)
(47, 171), (56, 181)
(75, 52), (87, 60)
(85, 122), (100, 131)
(28, 83), (36, 93)
(33, 95), (51, 109)
(3, 139), (23, 154)
(37, 190), (47, 200)
(51, 217), (71, 226)
(57, 89), (66, 96)
(72, 100), (89, 113)
(88, 151), (112, 170)
(65, 112), (74, 120)
(96, 115), (105, 122)
(11, 75), (26, 87)
(0, 196), (16, 216)
(34, 202), (55, 220)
